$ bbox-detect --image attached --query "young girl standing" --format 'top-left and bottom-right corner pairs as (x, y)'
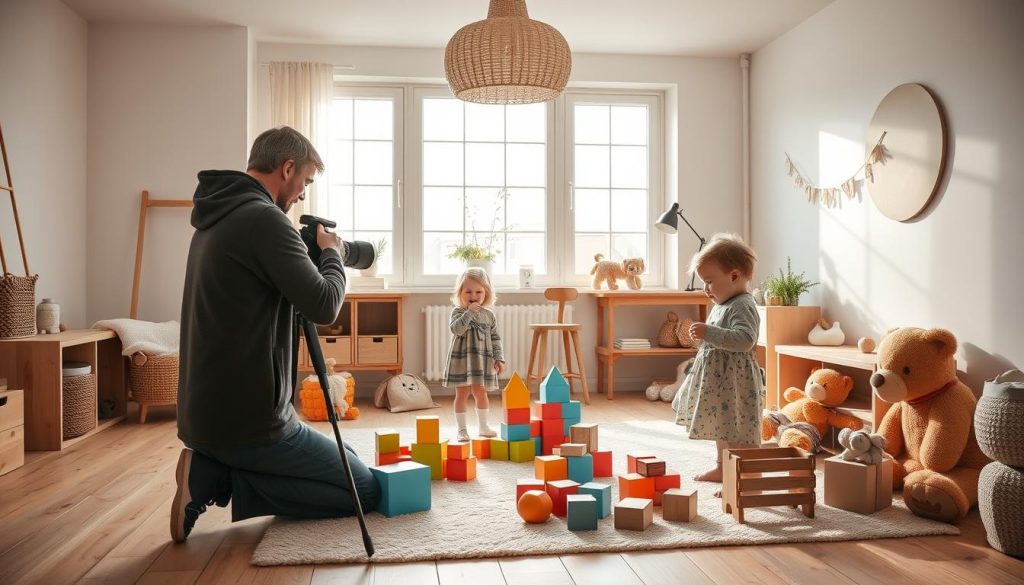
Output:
(673, 234), (763, 483)
(442, 268), (506, 441)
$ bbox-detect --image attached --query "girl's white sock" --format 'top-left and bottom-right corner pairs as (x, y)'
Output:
(476, 408), (496, 435)
(455, 410), (468, 433)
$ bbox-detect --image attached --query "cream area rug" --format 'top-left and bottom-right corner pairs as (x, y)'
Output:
(252, 420), (959, 565)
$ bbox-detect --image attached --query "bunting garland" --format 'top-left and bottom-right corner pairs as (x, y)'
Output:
(784, 131), (888, 208)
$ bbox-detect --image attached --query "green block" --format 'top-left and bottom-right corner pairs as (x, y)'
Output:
(566, 494), (598, 530)
(579, 482), (612, 519)
(490, 438), (509, 461)
(412, 440), (449, 479)
(370, 461), (432, 517)
(509, 439), (535, 462)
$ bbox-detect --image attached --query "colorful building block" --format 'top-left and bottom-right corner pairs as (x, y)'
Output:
(618, 473), (656, 500)
(412, 440), (449, 480)
(570, 423), (599, 452)
(502, 372), (531, 410)
(654, 473), (681, 492)
(539, 367), (570, 403)
(541, 419), (566, 437)
(416, 416), (440, 444)
(566, 494), (599, 531)
(399, 444), (411, 456)
(662, 488), (698, 521)
(561, 400), (581, 420)
(504, 408), (531, 425)
(541, 435), (565, 455)
(637, 458), (666, 477)
(530, 418), (542, 436)
(471, 437), (491, 459)
(533, 437), (542, 456)
(567, 453), (594, 484)
(447, 456), (478, 481)
(447, 441), (471, 460)
(614, 497), (653, 530)
(375, 429), (400, 454)
(592, 449), (613, 478)
(375, 451), (402, 466)
(397, 454), (413, 462)
(559, 443), (588, 457)
(545, 479), (579, 517)
(562, 417), (581, 436)
(490, 438), (510, 461)
(627, 454), (657, 474)
(500, 422), (532, 442)
(517, 478), (546, 502)
(509, 439), (535, 463)
(534, 402), (562, 420)
(579, 482), (612, 518)
(370, 461), (431, 517)
(535, 455), (568, 481)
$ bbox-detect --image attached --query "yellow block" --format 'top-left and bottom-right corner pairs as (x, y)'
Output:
(509, 439), (535, 463)
(375, 429), (400, 454)
(502, 372), (531, 410)
(412, 440), (449, 480)
(416, 415), (440, 444)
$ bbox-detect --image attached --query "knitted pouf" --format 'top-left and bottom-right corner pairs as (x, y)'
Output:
(979, 462), (1024, 558)
(975, 370), (1024, 467)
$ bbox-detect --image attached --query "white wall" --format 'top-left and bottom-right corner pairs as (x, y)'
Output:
(0, 0), (87, 327)
(751, 0), (1024, 388)
(86, 24), (250, 324)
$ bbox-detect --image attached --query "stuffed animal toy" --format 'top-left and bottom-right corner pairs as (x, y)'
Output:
(871, 327), (989, 523)
(808, 317), (845, 346)
(299, 358), (360, 421)
(590, 253), (645, 290)
(660, 358), (694, 402)
(761, 367), (863, 452)
(838, 428), (887, 464)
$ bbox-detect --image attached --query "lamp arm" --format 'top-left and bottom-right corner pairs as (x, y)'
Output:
(681, 212), (706, 292)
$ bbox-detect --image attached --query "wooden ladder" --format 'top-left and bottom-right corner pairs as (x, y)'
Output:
(0, 123), (31, 277)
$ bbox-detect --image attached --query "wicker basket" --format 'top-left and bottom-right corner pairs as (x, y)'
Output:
(979, 462), (1024, 558)
(128, 353), (178, 422)
(0, 273), (38, 339)
(975, 370), (1024, 467)
(62, 372), (97, 439)
(657, 312), (681, 347)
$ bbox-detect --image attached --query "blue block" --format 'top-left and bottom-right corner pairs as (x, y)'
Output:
(566, 494), (598, 531)
(534, 437), (542, 456)
(500, 422), (532, 442)
(370, 461), (431, 517)
(567, 453), (594, 484)
(562, 416), (581, 436)
(579, 482), (612, 518)
(540, 367), (570, 403)
(562, 400), (581, 420)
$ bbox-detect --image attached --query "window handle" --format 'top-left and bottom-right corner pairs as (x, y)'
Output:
(569, 181), (575, 211)
(396, 179), (403, 209)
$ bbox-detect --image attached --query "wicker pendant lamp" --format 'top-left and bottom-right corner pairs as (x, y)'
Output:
(444, 0), (572, 104)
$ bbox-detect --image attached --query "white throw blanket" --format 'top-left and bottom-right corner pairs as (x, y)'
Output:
(93, 319), (180, 357)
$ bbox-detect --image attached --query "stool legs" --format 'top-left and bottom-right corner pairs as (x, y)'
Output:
(571, 330), (590, 404)
(526, 330), (542, 389)
(561, 331), (575, 396)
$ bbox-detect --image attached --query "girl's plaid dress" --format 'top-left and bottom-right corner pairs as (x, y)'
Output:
(442, 306), (504, 389)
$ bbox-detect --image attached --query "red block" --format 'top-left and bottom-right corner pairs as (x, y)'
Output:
(534, 402), (562, 420)
(397, 454), (413, 462)
(541, 419), (565, 437)
(627, 454), (657, 474)
(448, 441), (471, 460)
(654, 490), (664, 506)
(618, 473), (656, 500)
(448, 457), (477, 481)
(517, 478), (546, 502)
(504, 408), (531, 425)
(542, 435), (565, 456)
(399, 444), (412, 456)
(654, 473), (681, 491)
(471, 438), (491, 459)
(375, 451), (401, 466)
(530, 418), (542, 437)
(591, 449), (613, 478)
(545, 479), (580, 517)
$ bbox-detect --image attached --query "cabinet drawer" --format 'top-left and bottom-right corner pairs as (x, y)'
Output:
(321, 337), (353, 366)
(0, 390), (24, 432)
(357, 336), (398, 364)
(0, 425), (25, 476)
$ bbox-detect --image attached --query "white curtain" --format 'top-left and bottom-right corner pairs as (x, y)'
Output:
(269, 61), (333, 223)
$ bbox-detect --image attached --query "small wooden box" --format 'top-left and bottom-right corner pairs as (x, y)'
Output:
(614, 497), (653, 531)
(570, 423), (599, 452)
(636, 458), (666, 477)
(663, 488), (698, 522)
(0, 390), (25, 476)
(0, 389), (24, 431)
(321, 336), (353, 365)
(824, 456), (893, 514)
(722, 446), (815, 524)
(357, 336), (398, 364)
(559, 443), (588, 457)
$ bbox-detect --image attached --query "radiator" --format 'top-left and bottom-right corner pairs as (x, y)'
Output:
(423, 304), (574, 382)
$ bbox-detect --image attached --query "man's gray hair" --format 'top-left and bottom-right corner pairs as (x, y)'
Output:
(247, 126), (325, 174)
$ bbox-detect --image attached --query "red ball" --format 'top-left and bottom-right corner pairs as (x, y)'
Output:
(517, 489), (553, 524)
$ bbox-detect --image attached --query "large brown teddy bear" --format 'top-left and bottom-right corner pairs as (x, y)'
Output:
(761, 368), (863, 452)
(871, 327), (990, 523)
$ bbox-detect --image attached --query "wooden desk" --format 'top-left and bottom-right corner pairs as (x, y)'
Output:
(589, 290), (712, 399)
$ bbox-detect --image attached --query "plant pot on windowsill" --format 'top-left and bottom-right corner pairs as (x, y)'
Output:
(465, 258), (494, 274)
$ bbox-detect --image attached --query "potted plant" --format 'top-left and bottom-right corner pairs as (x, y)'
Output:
(359, 237), (388, 277)
(761, 257), (817, 306)
(447, 187), (510, 273)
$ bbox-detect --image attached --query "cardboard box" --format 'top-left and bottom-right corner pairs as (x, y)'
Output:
(824, 456), (893, 515)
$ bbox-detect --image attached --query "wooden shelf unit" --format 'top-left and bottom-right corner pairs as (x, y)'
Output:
(774, 344), (888, 431)
(755, 305), (822, 411)
(298, 293), (406, 374)
(0, 329), (127, 451)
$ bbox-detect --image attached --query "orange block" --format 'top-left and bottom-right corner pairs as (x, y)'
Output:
(375, 451), (401, 466)
(448, 457), (477, 481)
(448, 441), (471, 460)
(471, 438), (491, 459)
(627, 454), (657, 474)
(534, 455), (568, 481)
(618, 473), (656, 500)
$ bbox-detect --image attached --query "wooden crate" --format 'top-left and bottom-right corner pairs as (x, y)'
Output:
(721, 446), (815, 524)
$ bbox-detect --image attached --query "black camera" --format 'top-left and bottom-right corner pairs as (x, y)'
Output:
(298, 214), (375, 270)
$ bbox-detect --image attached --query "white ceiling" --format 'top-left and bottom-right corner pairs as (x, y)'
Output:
(61, 0), (833, 57)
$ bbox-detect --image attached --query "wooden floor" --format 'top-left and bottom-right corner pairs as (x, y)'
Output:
(1, 394), (1021, 585)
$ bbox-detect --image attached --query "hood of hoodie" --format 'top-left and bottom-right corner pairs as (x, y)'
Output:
(192, 170), (275, 230)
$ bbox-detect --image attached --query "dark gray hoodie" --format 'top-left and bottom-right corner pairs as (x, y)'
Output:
(177, 170), (345, 449)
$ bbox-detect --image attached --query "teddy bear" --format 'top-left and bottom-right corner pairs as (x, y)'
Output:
(838, 428), (887, 464)
(590, 253), (645, 290)
(761, 367), (863, 452)
(870, 327), (989, 523)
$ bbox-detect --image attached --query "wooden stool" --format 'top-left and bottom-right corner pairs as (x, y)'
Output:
(525, 288), (590, 405)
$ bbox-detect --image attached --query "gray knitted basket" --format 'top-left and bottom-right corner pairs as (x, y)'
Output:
(975, 369), (1024, 467)
(979, 462), (1024, 558)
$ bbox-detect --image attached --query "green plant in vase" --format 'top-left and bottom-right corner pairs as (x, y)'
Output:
(447, 187), (510, 272)
(761, 256), (817, 306)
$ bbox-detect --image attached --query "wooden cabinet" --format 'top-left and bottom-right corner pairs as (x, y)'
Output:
(298, 293), (405, 374)
(755, 306), (821, 410)
(0, 330), (127, 451)
(0, 389), (25, 475)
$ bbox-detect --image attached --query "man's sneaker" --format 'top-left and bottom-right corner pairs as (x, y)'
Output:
(170, 448), (208, 543)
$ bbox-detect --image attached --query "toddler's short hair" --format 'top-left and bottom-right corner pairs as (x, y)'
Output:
(689, 233), (757, 278)
(451, 268), (497, 308)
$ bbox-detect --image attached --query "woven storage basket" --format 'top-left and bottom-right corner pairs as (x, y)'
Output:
(979, 462), (1024, 558)
(62, 373), (97, 439)
(657, 312), (681, 347)
(975, 369), (1024, 467)
(128, 353), (179, 407)
(0, 273), (38, 339)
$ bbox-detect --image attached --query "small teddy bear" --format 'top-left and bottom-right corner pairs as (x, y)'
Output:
(761, 367), (863, 452)
(590, 253), (645, 290)
(838, 428), (887, 464)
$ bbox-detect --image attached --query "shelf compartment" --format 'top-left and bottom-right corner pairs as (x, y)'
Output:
(357, 336), (399, 364)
